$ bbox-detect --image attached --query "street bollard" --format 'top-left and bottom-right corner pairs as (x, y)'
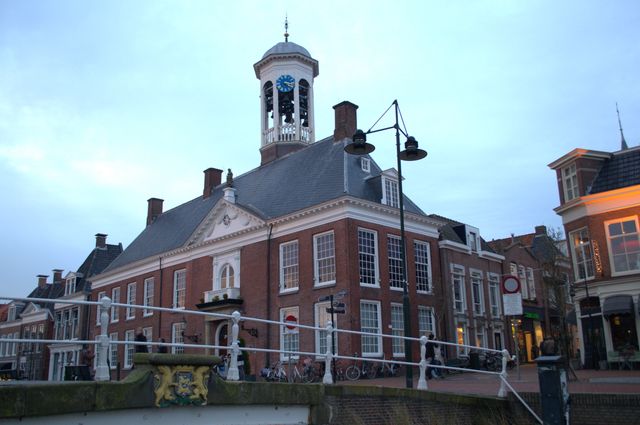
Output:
(536, 355), (570, 425)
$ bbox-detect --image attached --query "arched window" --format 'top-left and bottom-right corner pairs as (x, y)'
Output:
(299, 79), (309, 127)
(220, 264), (235, 289)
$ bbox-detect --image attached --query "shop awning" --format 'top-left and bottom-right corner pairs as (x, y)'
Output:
(601, 295), (635, 316)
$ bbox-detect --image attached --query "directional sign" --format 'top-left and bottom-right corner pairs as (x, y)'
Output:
(332, 302), (345, 308)
(318, 295), (331, 302)
(326, 307), (346, 314)
(334, 290), (347, 299)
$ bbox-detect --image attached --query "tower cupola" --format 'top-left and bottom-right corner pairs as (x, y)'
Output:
(254, 25), (319, 165)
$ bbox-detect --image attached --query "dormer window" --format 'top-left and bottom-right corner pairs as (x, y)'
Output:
(7, 305), (16, 321)
(361, 157), (371, 173)
(465, 226), (480, 252)
(65, 277), (76, 296)
(382, 176), (399, 208)
(562, 163), (579, 202)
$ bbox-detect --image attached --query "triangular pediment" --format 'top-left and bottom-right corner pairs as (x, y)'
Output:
(189, 200), (265, 245)
(21, 302), (41, 316)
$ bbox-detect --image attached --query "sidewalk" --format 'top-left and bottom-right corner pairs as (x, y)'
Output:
(339, 364), (640, 396)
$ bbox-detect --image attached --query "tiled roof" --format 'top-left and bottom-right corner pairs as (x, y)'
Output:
(75, 243), (123, 292)
(105, 137), (427, 273)
(589, 146), (640, 194)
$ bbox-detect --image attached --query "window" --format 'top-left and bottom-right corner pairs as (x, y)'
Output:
(97, 291), (106, 325)
(418, 306), (435, 337)
(124, 330), (134, 369)
(314, 232), (336, 286)
(173, 269), (186, 309)
(526, 267), (536, 299)
(359, 301), (382, 356)
(605, 217), (640, 275)
(493, 330), (504, 350)
(468, 232), (478, 252)
(361, 157), (370, 173)
(280, 241), (299, 292)
(111, 287), (120, 323)
(452, 265), (465, 313)
(510, 262), (518, 278)
(220, 264), (235, 288)
(71, 308), (79, 339)
(109, 332), (118, 369)
(126, 282), (136, 319)
(143, 327), (153, 353)
(358, 229), (379, 287)
(65, 277), (76, 296)
(570, 228), (595, 281)
(315, 302), (336, 357)
(609, 314), (639, 350)
(7, 305), (16, 322)
(488, 273), (501, 317)
(390, 303), (405, 357)
(382, 177), (399, 208)
(414, 241), (432, 293)
(172, 322), (186, 354)
(562, 163), (579, 202)
(471, 271), (484, 315)
(388, 235), (404, 290)
(280, 307), (299, 360)
(475, 326), (487, 348)
(518, 265), (529, 299)
(143, 278), (154, 316)
(456, 321), (469, 355)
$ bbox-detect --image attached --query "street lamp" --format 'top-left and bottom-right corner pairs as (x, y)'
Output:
(570, 236), (598, 369)
(344, 99), (427, 388)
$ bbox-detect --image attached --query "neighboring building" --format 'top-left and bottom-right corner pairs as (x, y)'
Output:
(549, 143), (640, 369)
(489, 225), (573, 363)
(89, 37), (445, 378)
(48, 234), (122, 380)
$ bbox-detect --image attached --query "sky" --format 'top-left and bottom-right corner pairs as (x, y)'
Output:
(1, 0), (639, 299)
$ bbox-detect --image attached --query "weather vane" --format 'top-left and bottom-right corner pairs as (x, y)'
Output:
(284, 15), (289, 42)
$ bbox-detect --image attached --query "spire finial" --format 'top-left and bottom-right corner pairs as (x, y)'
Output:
(284, 15), (289, 42)
(616, 102), (629, 150)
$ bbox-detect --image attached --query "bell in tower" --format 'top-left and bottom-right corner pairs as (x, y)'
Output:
(253, 22), (319, 165)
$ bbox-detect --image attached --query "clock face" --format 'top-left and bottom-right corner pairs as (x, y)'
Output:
(276, 74), (295, 92)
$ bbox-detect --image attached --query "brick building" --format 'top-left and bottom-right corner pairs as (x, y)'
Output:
(549, 141), (640, 369)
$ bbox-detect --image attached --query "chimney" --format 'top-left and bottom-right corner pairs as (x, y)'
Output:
(147, 198), (164, 226)
(203, 168), (223, 199)
(52, 269), (63, 283)
(95, 233), (107, 248)
(37, 275), (48, 288)
(333, 101), (359, 142)
(535, 225), (547, 236)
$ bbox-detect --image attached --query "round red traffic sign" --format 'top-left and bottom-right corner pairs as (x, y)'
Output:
(502, 276), (521, 294)
(285, 314), (297, 330)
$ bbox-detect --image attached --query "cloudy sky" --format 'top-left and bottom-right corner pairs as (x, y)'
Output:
(1, 1), (639, 298)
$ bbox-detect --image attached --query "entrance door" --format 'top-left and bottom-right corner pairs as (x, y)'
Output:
(525, 332), (533, 362)
(216, 324), (229, 357)
(581, 316), (605, 369)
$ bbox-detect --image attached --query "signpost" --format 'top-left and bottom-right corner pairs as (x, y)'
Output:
(318, 290), (347, 380)
(502, 275), (523, 379)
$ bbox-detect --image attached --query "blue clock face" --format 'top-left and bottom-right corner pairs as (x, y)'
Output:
(276, 74), (295, 92)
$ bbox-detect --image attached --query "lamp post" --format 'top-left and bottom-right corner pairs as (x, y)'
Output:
(571, 236), (598, 369)
(344, 100), (427, 388)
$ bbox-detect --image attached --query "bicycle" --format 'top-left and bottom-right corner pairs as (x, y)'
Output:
(345, 354), (378, 380)
(264, 361), (287, 382)
(380, 357), (400, 377)
(287, 357), (317, 383)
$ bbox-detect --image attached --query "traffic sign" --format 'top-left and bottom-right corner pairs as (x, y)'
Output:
(284, 314), (298, 330)
(502, 275), (521, 294)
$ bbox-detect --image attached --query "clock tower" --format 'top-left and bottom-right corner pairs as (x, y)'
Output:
(254, 30), (319, 165)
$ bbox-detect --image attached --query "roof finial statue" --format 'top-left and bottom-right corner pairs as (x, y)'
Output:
(226, 168), (233, 187)
(616, 102), (629, 150)
(284, 15), (289, 42)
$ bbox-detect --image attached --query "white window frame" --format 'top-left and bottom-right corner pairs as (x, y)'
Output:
(414, 240), (432, 293)
(466, 226), (480, 252)
(358, 228), (379, 287)
(390, 303), (405, 357)
(172, 322), (186, 354)
(452, 265), (466, 313)
(124, 329), (135, 369)
(470, 270), (484, 316)
(359, 300), (382, 357)
(96, 291), (106, 325)
(518, 265), (529, 299)
(418, 306), (435, 338)
(570, 227), (595, 282)
(110, 287), (120, 323)
(604, 216), (640, 276)
(280, 240), (299, 292)
(280, 306), (300, 361)
(315, 301), (337, 358)
(220, 263), (235, 289)
(455, 320), (469, 356)
(313, 231), (336, 287)
(109, 332), (118, 369)
(493, 328), (504, 351)
(562, 163), (579, 202)
(65, 277), (76, 296)
(387, 235), (404, 291)
(143, 278), (154, 317)
(7, 305), (16, 322)
(488, 273), (502, 317)
(143, 326), (153, 353)
(361, 157), (370, 173)
(475, 325), (487, 348)
(381, 175), (400, 208)
(526, 267), (536, 299)
(126, 282), (136, 319)
(173, 269), (186, 309)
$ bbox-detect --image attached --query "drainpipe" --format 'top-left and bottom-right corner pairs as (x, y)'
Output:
(265, 224), (274, 368)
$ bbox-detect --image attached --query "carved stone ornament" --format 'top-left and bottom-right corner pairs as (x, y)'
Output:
(154, 364), (210, 407)
(222, 214), (231, 226)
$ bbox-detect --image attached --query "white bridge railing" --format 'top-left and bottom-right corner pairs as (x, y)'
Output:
(0, 295), (541, 423)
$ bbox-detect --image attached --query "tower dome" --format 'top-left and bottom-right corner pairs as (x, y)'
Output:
(261, 41), (312, 60)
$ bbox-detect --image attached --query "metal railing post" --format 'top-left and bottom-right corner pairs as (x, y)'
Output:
(417, 335), (428, 390)
(95, 296), (111, 381)
(227, 311), (241, 381)
(323, 320), (333, 384)
(498, 349), (510, 398)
